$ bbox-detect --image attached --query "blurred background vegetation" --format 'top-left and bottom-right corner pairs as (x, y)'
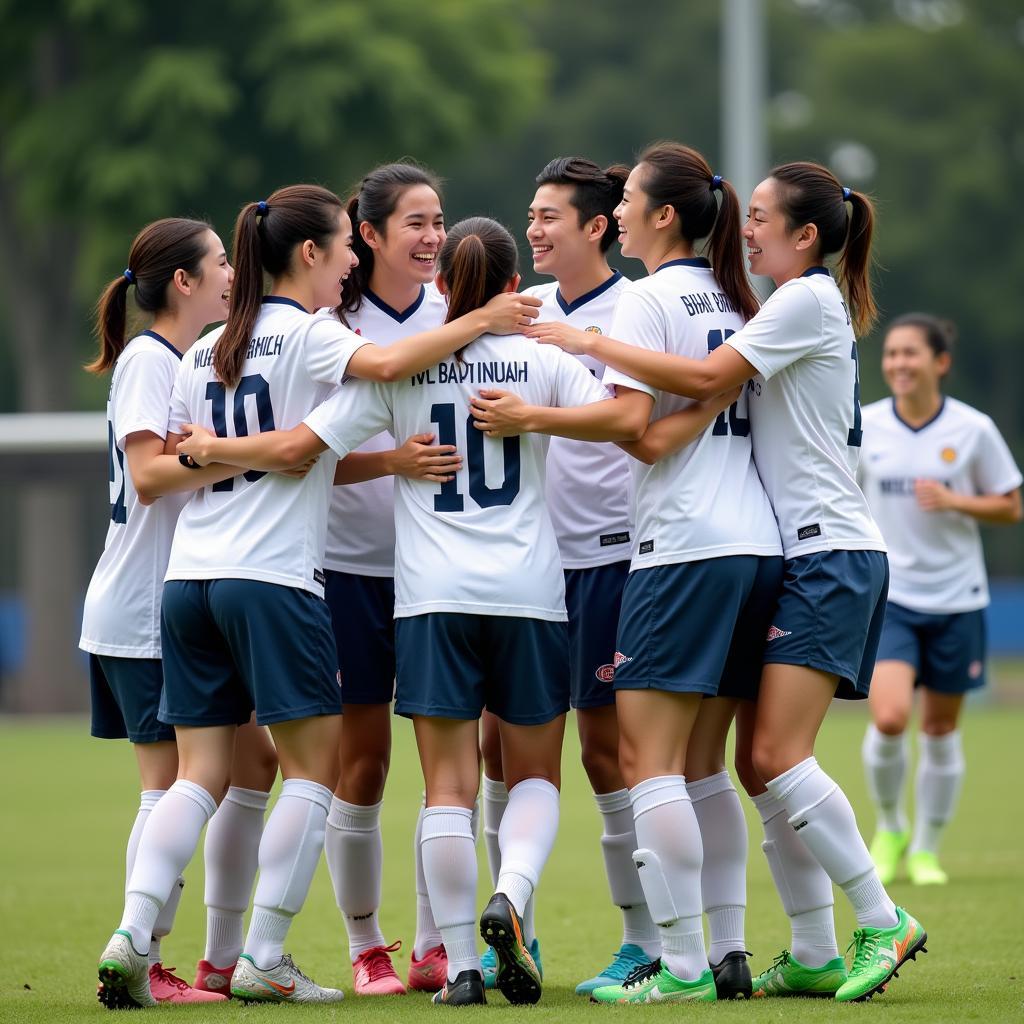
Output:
(1, 0), (1021, 705)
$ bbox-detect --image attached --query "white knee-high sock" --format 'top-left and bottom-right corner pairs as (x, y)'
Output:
(325, 797), (386, 961)
(120, 780), (218, 954)
(766, 758), (897, 929)
(420, 806), (479, 982)
(203, 786), (269, 967)
(862, 725), (909, 833)
(912, 730), (965, 855)
(125, 790), (165, 893)
(752, 790), (837, 967)
(243, 779), (332, 969)
(688, 772), (747, 964)
(594, 788), (660, 959)
(149, 877), (184, 966)
(482, 775), (508, 887)
(413, 802), (442, 958)
(495, 779), (559, 925)
(630, 776), (706, 982)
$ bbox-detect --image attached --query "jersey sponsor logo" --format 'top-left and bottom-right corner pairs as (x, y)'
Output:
(584, 325), (603, 334)
(797, 523), (821, 541)
(638, 540), (654, 555)
(941, 446), (957, 463)
(595, 663), (615, 683)
(766, 625), (792, 641)
(613, 651), (633, 668)
(313, 568), (326, 586)
(792, 819), (808, 831)
(600, 531), (630, 547)
(409, 360), (529, 387)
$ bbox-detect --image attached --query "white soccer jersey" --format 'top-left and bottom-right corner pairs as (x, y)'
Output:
(80, 331), (190, 657)
(305, 333), (609, 620)
(725, 268), (885, 558)
(325, 284), (448, 577)
(526, 274), (635, 569)
(860, 397), (1021, 613)
(602, 259), (781, 570)
(165, 297), (367, 596)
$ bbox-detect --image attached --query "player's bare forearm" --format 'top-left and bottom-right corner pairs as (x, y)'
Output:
(941, 488), (1023, 524)
(618, 387), (741, 465)
(524, 399), (649, 442)
(333, 450), (395, 485)
(176, 422), (327, 472)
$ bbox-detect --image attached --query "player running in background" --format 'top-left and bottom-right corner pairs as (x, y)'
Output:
(82, 219), (277, 1006)
(860, 313), (1021, 886)
(97, 186), (539, 1008)
(536, 161), (927, 1003)
(482, 142), (783, 1004)
(177, 216), (652, 1007)
(322, 162), (456, 996)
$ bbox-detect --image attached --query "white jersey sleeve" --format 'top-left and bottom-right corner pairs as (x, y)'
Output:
(304, 379), (395, 461)
(972, 415), (1023, 496)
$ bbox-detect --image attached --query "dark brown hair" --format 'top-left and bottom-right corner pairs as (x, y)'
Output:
(438, 217), (519, 326)
(886, 312), (956, 358)
(88, 218), (211, 374)
(769, 161), (877, 335)
(217, 184), (344, 388)
(535, 156), (629, 252)
(339, 161), (443, 317)
(637, 141), (760, 322)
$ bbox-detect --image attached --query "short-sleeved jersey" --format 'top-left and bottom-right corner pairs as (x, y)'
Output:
(305, 333), (609, 620)
(325, 284), (448, 577)
(724, 267), (885, 558)
(164, 297), (367, 596)
(80, 331), (189, 657)
(525, 274), (635, 569)
(860, 397), (1022, 613)
(601, 259), (781, 571)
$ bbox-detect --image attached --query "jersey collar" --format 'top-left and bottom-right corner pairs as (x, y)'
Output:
(891, 395), (946, 433)
(555, 271), (623, 315)
(655, 257), (711, 273)
(262, 295), (309, 313)
(365, 285), (426, 323)
(800, 266), (831, 278)
(139, 329), (182, 360)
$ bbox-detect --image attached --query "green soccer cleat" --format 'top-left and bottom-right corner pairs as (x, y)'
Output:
(575, 943), (653, 995)
(907, 850), (948, 886)
(869, 829), (910, 885)
(590, 959), (716, 1004)
(835, 906), (927, 1002)
(751, 949), (848, 998)
(482, 937), (541, 991)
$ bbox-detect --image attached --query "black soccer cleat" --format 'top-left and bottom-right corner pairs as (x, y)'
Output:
(478, 893), (542, 1005)
(432, 969), (486, 1006)
(711, 950), (753, 1000)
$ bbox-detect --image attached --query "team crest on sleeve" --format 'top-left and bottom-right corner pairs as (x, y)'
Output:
(766, 625), (792, 641)
(940, 447), (957, 463)
(585, 326), (603, 334)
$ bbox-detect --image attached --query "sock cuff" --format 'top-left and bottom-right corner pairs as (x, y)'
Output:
(865, 724), (908, 756)
(482, 775), (509, 801)
(507, 777), (558, 800)
(421, 805), (474, 842)
(630, 774), (689, 818)
(169, 779), (218, 819)
(766, 757), (819, 804)
(751, 789), (785, 823)
(593, 787), (632, 814)
(224, 786), (271, 811)
(279, 778), (332, 813)
(139, 789), (167, 811)
(686, 770), (734, 803)
(919, 729), (963, 763)
(327, 796), (382, 831)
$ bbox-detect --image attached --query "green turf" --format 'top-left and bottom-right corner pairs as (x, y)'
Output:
(1, 706), (1020, 1021)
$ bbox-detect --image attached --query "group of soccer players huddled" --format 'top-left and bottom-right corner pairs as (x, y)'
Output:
(82, 142), (1021, 1008)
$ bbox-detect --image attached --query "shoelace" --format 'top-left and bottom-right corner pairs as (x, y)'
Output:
(361, 941), (402, 981)
(151, 964), (190, 991)
(621, 958), (663, 990)
(279, 954), (312, 983)
(847, 929), (882, 972)
(756, 949), (792, 982)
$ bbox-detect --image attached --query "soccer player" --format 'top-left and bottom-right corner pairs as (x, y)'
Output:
(482, 142), (784, 1005)
(860, 313), (1022, 886)
(534, 161), (928, 1003)
(323, 162), (455, 996)
(176, 215), (656, 1007)
(96, 186), (540, 1008)
(82, 218), (278, 1006)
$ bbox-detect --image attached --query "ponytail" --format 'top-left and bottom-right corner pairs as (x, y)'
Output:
(217, 184), (344, 388)
(87, 218), (211, 375)
(770, 162), (878, 335)
(707, 178), (760, 322)
(535, 156), (629, 253)
(444, 234), (490, 325)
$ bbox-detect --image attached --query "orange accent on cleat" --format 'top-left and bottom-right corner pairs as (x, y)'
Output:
(407, 943), (447, 993)
(149, 962), (227, 1003)
(353, 940), (406, 996)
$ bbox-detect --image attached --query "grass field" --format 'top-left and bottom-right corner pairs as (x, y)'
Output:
(1, 705), (1021, 1022)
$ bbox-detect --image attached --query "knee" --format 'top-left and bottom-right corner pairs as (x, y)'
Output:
(248, 745), (279, 792)
(339, 751), (390, 804)
(733, 745), (763, 797)
(480, 729), (503, 782)
(751, 737), (801, 786)
(580, 736), (623, 794)
(873, 710), (910, 736)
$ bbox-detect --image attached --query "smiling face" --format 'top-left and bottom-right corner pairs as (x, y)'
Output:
(613, 164), (665, 262)
(187, 230), (233, 322)
(882, 324), (950, 401)
(309, 210), (359, 309)
(526, 183), (596, 278)
(365, 183), (445, 287)
(743, 177), (817, 285)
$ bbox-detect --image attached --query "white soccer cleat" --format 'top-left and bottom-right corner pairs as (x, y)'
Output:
(230, 953), (345, 1003)
(97, 930), (157, 1008)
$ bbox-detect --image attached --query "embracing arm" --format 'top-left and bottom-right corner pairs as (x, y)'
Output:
(174, 422), (328, 472)
(333, 433), (461, 486)
(127, 432), (242, 502)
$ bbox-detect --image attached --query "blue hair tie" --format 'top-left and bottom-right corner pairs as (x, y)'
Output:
(842, 186), (852, 201)
(123, 268), (135, 285)
(710, 174), (723, 191)
(256, 200), (269, 215)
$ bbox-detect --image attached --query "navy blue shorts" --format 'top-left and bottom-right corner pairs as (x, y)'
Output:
(565, 561), (630, 710)
(613, 555), (784, 699)
(90, 654), (175, 744)
(324, 570), (396, 705)
(159, 579), (342, 727)
(763, 550), (889, 700)
(394, 613), (569, 725)
(876, 601), (986, 694)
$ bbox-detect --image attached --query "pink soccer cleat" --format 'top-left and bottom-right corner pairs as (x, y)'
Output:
(407, 943), (447, 993)
(353, 940), (407, 995)
(149, 962), (227, 1003)
(194, 958), (236, 996)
